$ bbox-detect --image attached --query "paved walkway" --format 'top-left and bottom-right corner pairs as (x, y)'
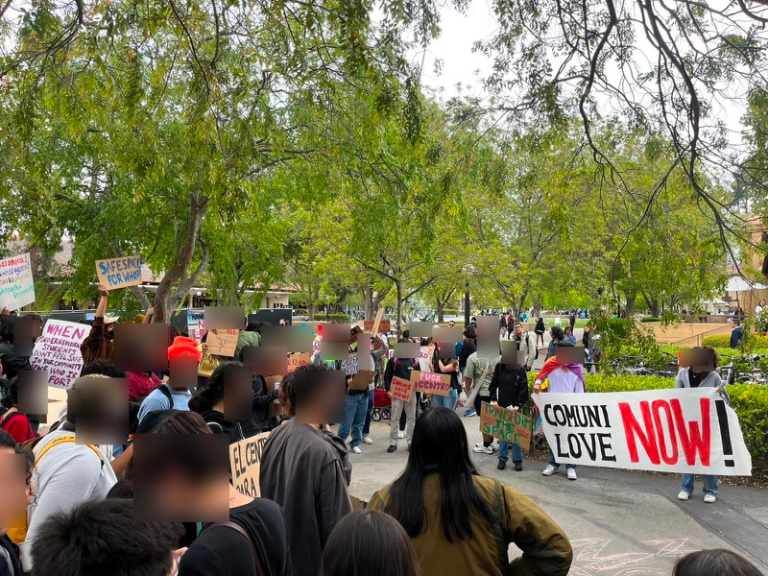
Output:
(348, 407), (768, 575)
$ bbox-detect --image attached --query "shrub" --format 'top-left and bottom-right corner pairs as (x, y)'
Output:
(443, 309), (460, 316)
(640, 317), (661, 322)
(703, 334), (768, 350)
(524, 372), (767, 469)
(318, 313), (350, 322)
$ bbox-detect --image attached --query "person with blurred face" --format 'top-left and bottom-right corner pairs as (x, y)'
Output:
(80, 285), (119, 367)
(260, 365), (351, 576)
(0, 429), (33, 576)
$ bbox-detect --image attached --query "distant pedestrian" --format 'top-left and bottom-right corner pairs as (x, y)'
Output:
(498, 314), (507, 339)
(563, 326), (576, 345)
(534, 317), (546, 347)
(730, 319), (744, 349)
(545, 326), (564, 360)
(568, 311), (576, 331)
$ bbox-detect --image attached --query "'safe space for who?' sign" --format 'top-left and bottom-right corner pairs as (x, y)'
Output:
(96, 256), (143, 290)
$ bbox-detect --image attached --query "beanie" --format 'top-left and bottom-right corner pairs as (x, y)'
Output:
(168, 336), (202, 363)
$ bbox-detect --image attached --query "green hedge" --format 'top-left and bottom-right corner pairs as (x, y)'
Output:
(703, 334), (768, 349)
(524, 372), (768, 469)
(318, 313), (351, 322)
(640, 317), (661, 322)
(443, 309), (460, 316)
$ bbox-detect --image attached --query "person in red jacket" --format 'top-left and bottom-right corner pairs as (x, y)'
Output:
(126, 371), (163, 402)
(0, 376), (35, 443)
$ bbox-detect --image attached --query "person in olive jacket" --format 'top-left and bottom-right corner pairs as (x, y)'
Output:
(488, 362), (529, 471)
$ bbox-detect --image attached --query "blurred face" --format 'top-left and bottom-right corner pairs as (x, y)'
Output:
(0, 448), (31, 534)
(515, 324), (523, 336)
(448, 321), (455, 328)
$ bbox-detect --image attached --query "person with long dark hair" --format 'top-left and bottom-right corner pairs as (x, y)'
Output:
(188, 362), (252, 443)
(368, 407), (572, 576)
(322, 510), (420, 576)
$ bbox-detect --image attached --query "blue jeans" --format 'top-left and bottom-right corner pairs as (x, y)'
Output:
(681, 474), (719, 497)
(363, 389), (374, 435)
(549, 448), (576, 470)
(431, 389), (459, 411)
(498, 441), (523, 463)
(338, 392), (369, 448)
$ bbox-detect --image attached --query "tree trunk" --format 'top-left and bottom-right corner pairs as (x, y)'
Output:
(624, 292), (637, 315)
(395, 280), (403, 338)
(437, 299), (445, 323)
(152, 193), (209, 324)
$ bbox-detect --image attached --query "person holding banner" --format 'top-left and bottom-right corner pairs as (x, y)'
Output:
(488, 362), (529, 471)
(431, 344), (461, 411)
(368, 407), (572, 576)
(464, 349), (500, 451)
(535, 342), (585, 481)
(675, 347), (727, 504)
(383, 342), (419, 453)
(80, 285), (119, 367)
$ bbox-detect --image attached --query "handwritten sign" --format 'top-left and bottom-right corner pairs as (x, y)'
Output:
(206, 329), (239, 357)
(287, 353), (310, 372)
(348, 369), (375, 392)
(341, 354), (359, 375)
(95, 256), (142, 290)
(480, 402), (533, 451)
(533, 389), (752, 475)
(391, 376), (414, 402)
(230, 431), (270, 497)
(30, 320), (89, 389)
(0, 253), (35, 311)
(411, 370), (451, 397)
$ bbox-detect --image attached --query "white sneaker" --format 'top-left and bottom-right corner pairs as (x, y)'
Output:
(351, 446), (362, 454)
(703, 494), (717, 503)
(678, 491), (691, 501)
(397, 430), (405, 439)
(542, 464), (558, 476)
(473, 443), (493, 454)
(363, 436), (373, 445)
(567, 468), (577, 481)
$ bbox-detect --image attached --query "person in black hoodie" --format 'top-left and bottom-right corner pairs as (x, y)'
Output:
(488, 362), (529, 471)
(383, 341), (419, 453)
(189, 362), (253, 444)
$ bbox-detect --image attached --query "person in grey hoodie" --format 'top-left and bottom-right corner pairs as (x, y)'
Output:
(675, 347), (728, 504)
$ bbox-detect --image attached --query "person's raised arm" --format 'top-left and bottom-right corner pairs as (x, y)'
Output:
(142, 306), (154, 325)
(95, 284), (109, 319)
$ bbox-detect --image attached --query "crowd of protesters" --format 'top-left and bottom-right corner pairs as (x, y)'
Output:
(0, 295), (763, 576)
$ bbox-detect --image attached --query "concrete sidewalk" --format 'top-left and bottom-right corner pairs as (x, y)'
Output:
(347, 409), (768, 575)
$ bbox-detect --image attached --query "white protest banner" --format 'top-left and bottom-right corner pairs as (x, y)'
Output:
(95, 256), (143, 290)
(0, 253), (35, 311)
(230, 431), (270, 497)
(533, 388), (752, 476)
(30, 319), (89, 389)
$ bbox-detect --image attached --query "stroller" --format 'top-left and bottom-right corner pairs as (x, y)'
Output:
(371, 388), (392, 421)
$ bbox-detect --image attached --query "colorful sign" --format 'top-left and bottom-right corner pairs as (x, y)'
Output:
(0, 253), (35, 311)
(95, 256), (143, 290)
(411, 370), (451, 397)
(391, 376), (414, 402)
(30, 319), (89, 389)
(479, 402), (533, 451)
(532, 389), (752, 475)
(230, 431), (270, 497)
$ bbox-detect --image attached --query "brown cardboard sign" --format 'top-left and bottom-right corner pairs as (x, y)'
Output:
(348, 369), (375, 392)
(479, 402), (533, 451)
(205, 329), (239, 357)
(391, 376), (413, 402)
(411, 370), (451, 397)
(287, 352), (310, 372)
(95, 256), (142, 290)
(229, 432), (270, 497)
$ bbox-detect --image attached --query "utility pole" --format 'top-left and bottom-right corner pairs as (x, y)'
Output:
(464, 283), (470, 328)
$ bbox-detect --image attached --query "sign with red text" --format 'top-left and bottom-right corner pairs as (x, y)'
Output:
(95, 256), (143, 290)
(206, 329), (239, 357)
(391, 376), (414, 402)
(30, 320), (89, 389)
(533, 389), (752, 475)
(287, 353), (310, 372)
(0, 253), (35, 311)
(230, 431), (270, 497)
(480, 402), (533, 451)
(411, 370), (451, 397)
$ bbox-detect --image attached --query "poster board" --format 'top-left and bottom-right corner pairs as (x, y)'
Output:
(411, 370), (451, 397)
(348, 369), (375, 392)
(0, 253), (35, 311)
(532, 388), (752, 475)
(391, 376), (414, 402)
(287, 353), (310, 372)
(30, 319), (89, 389)
(479, 402), (533, 451)
(95, 256), (143, 290)
(341, 354), (359, 375)
(205, 329), (239, 357)
(229, 431), (270, 497)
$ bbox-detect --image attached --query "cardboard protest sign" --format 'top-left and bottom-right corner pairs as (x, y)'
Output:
(362, 318), (391, 334)
(411, 370), (451, 397)
(0, 253), (35, 311)
(348, 369), (375, 392)
(30, 320), (89, 389)
(341, 354), (359, 375)
(230, 431), (270, 497)
(205, 329), (239, 357)
(95, 256), (142, 290)
(391, 376), (414, 402)
(287, 352), (310, 372)
(480, 402), (533, 451)
(533, 388), (752, 475)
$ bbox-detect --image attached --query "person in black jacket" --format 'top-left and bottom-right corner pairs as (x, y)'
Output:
(488, 362), (529, 471)
(246, 374), (278, 434)
(189, 362), (253, 444)
(383, 341), (419, 453)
